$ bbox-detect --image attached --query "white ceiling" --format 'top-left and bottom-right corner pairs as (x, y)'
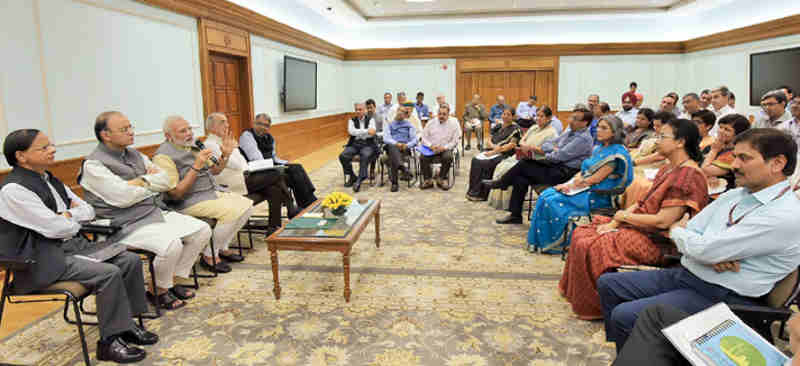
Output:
(234, 0), (800, 49)
(347, 0), (687, 20)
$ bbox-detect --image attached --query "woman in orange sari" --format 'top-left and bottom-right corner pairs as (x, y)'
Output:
(559, 118), (710, 320)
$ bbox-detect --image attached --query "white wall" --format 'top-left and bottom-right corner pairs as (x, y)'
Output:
(683, 33), (800, 118)
(250, 35), (349, 125)
(346, 59), (457, 111)
(558, 55), (684, 111)
(0, 0), (204, 167)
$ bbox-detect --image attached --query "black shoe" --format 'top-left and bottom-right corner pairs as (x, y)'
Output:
(496, 214), (523, 224)
(344, 175), (357, 187)
(286, 200), (300, 218)
(120, 323), (159, 345)
(97, 337), (146, 364)
(480, 179), (502, 190)
(219, 252), (244, 262)
(353, 178), (364, 192)
(391, 182), (399, 192)
(465, 145), (471, 151)
(199, 258), (231, 273)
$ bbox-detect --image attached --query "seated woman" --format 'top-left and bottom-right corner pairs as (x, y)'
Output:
(527, 115), (633, 253)
(559, 118), (709, 320)
(624, 108), (655, 149)
(701, 113), (751, 192)
(690, 109), (716, 154)
(487, 106), (558, 209)
(622, 111), (673, 208)
(466, 109), (522, 201)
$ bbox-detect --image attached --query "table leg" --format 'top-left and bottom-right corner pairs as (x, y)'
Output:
(343, 251), (351, 302)
(374, 209), (381, 248)
(270, 246), (281, 300)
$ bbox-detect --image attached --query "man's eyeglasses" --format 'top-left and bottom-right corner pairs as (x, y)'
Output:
(655, 134), (676, 140)
(760, 102), (780, 109)
(254, 122), (271, 128)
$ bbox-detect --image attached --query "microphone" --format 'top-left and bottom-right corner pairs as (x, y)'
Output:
(194, 140), (219, 165)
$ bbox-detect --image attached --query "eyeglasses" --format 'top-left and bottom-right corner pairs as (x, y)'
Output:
(655, 134), (676, 140)
(254, 122), (271, 128)
(106, 125), (135, 134)
(760, 102), (780, 109)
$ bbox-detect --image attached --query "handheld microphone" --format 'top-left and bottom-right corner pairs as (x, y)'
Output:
(194, 140), (219, 165)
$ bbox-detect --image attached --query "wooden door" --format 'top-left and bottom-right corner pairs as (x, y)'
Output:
(477, 72), (506, 111)
(507, 71), (536, 110)
(534, 71), (555, 111)
(208, 53), (249, 136)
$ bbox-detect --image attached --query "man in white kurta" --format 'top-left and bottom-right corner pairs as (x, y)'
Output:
(80, 111), (211, 308)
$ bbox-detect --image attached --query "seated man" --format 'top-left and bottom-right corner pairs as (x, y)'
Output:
(206, 113), (295, 233)
(383, 108), (418, 192)
(0, 129), (157, 363)
(153, 115), (254, 274)
(489, 95), (511, 130)
(462, 94), (488, 150)
(79, 111), (212, 310)
(339, 103), (379, 192)
(483, 107), (595, 224)
(414, 92), (431, 126)
(239, 113), (317, 209)
(614, 304), (800, 366)
(420, 105), (460, 190)
(598, 128), (800, 351)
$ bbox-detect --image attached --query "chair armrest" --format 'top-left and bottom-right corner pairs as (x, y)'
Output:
(0, 256), (35, 271)
(79, 224), (122, 236)
(729, 303), (793, 318)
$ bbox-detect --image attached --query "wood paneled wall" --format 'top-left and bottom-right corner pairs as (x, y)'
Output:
(0, 113), (351, 196)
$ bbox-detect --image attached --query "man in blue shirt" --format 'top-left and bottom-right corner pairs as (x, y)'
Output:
(489, 95), (511, 132)
(383, 108), (418, 192)
(598, 128), (800, 351)
(414, 92), (430, 125)
(515, 96), (538, 129)
(482, 107), (594, 224)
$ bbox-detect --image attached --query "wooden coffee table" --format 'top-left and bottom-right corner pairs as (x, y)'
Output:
(266, 199), (381, 302)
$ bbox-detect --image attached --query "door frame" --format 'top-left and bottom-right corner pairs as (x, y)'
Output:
(198, 18), (255, 137)
(455, 56), (559, 118)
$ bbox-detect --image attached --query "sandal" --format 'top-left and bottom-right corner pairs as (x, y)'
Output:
(147, 290), (186, 310)
(170, 285), (195, 300)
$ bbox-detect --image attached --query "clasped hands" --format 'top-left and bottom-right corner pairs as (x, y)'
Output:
(668, 213), (740, 273)
(555, 175), (587, 193)
(127, 166), (161, 187)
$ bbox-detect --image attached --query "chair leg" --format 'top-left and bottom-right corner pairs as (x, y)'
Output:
(0, 273), (10, 328)
(79, 298), (96, 316)
(193, 238), (218, 279)
(70, 297), (91, 366)
(144, 255), (161, 319)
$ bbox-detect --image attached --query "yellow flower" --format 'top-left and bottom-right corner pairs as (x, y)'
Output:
(322, 192), (353, 209)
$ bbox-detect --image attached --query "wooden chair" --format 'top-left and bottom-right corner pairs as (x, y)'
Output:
(0, 257), (93, 366)
(730, 266), (800, 343)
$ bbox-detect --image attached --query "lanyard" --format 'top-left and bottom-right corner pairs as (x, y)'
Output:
(727, 185), (791, 227)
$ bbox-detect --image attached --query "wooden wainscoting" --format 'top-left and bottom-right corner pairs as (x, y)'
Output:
(0, 113), (351, 196)
(270, 113), (352, 162)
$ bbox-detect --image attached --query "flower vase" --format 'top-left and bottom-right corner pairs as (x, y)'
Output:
(324, 206), (347, 218)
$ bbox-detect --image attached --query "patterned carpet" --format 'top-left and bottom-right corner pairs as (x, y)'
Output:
(0, 149), (617, 366)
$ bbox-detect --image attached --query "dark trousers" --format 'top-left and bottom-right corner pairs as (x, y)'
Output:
(598, 267), (760, 351)
(612, 304), (692, 366)
(467, 154), (504, 199)
(496, 159), (577, 218)
(384, 144), (410, 183)
(420, 150), (453, 180)
(517, 119), (534, 129)
(340, 144), (376, 180)
(245, 170), (291, 228)
(60, 250), (147, 340)
(283, 163), (317, 208)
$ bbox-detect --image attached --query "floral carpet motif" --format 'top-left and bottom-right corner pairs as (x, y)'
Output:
(0, 150), (618, 365)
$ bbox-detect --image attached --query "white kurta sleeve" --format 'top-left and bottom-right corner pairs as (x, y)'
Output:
(0, 184), (82, 239)
(140, 153), (172, 192)
(80, 159), (155, 208)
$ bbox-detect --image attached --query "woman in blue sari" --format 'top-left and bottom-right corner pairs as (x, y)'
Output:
(527, 115), (633, 253)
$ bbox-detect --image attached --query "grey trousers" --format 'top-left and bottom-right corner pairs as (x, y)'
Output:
(60, 251), (147, 339)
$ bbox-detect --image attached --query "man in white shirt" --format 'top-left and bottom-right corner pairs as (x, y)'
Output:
(376, 92), (395, 134)
(515, 96), (538, 129)
(420, 105), (461, 190)
(204, 113), (294, 233)
(699, 89), (712, 110)
(433, 94), (455, 118)
(755, 90), (793, 129)
(615, 93), (639, 131)
(678, 93), (702, 120)
(658, 95), (680, 118)
(340, 103), (379, 192)
(80, 111), (211, 310)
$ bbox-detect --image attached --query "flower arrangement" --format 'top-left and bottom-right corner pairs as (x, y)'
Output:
(321, 192), (353, 215)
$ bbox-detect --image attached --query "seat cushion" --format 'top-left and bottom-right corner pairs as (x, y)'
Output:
(39, 281), (89, 298)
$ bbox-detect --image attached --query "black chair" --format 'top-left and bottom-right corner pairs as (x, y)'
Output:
(379, 147), (418, 188)
(1, 257), (93, 366)
(190, 217), (218, 290)
(417, 148), (457, 187)
(525, 184), (551, 221)
(79, 224), (162, 319)
(730, 266), (800, 343)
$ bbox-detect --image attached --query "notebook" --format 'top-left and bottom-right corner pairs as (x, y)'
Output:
(662, 302), (791, 366)
(72, 242), (127, 263)
(247, 158), (285, 173)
